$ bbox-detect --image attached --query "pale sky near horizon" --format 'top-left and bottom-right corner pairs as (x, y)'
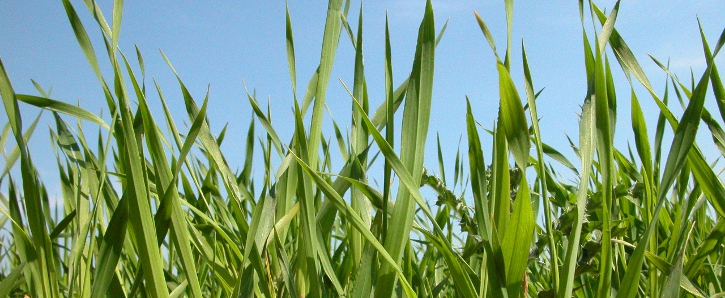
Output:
(1, 1), (725, 199)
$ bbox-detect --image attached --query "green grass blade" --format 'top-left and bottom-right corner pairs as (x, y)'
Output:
(497, 62), (529, 170)
(522, 41), (558, 292)
(503, 0), (513, 69)
(376, 1), (435, 294)
(465, 99), (509, 296)
(593, 42), (614, 298)
(596, 0), (620, 55)
(16, 94), (109, 130)
(660, 223), (695, 297)
(62, 0), (104, 84)
(289, 151), (417, 298)
(1, 112), (42, 180)
(0, 262), (25, 298)
(90, 197), (128, 297)
(501, 178), (534, 298)
(617, 54), (712, 298)
(111, 0), (123, 53)
(111, 56), (169, 298)
(349, 3), (371, 271)
(285, 2), (297, 96)
(307, 0), (343, 170)
(474, 11), (499, 58)
(1, 57), (60, 298)
(559, 94), (596, 297)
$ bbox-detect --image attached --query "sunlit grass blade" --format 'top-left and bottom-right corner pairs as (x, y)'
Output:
(501, 178), (534, 298)
(307, 0), (343, 170)
(522, 39), (560, 293)
(465, 99), (505, 296)
(617, 46), (713, 298)
(110, 51), (169, 298)
(1, 57), (60, 298)
(593, 42), (615, 298)
(1, 112), (41, 180)
(559, 94), (596, 297)
(90, 197), (128, 297)
(0, 262), (25, 297)
(289, 151), (418, 298)
(497, 62), (529, 170)
(376, 1), (435, 295)
(349, 3), (371, 272)
(121, 53), (203, 298)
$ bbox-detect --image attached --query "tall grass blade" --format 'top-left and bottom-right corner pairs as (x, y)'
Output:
(1, 57), (60, 298)
(307, 0), (343, 169)
(559, 95), (596, 297)
(376, 1), (435, 295)
(522, 41), (558, 293)
(617, 45), (712, 298)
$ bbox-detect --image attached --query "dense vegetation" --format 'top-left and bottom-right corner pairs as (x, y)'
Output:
(1, 0), (725, 297)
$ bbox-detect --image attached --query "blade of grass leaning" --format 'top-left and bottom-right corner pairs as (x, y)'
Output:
(559, 94), (596, 297)
(1, 57), (60, 298)
(348, 84), (478, 297)
(474, 11), (499, 59)
(349, 3), (371, 271)
(375, 1), (435, 295)
(289, 151), (418, 298)
(522, 41), (558, 293)
(465, 99), (509, 297)
(90, 197), (129, 297)
(593, 39), (614, 298)
(660, 222), (696, 297)
(110, 51), (169, 298)
(15, 95), (108, 130)
(123, 54), (203, 298)
(246, 91), (283, 157)
(306, 0), (342, 170)
(62, 0), (118, 114)
(617, 53), (712, 298)
(497, 61), (530, 170)
(501, 178), (534, 298)
(416, 227), (478, 297)
(1, 112), (42, 180)
(0, 262), (25, 298)
(291, 99), (323, 297)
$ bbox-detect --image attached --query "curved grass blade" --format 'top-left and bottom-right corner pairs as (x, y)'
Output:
(522, 41), (558, 292)
(16, 95), (109, 130)
(1, 57), (60, 298)
(617, 51), (713, 298)
(1, 112), (42, 180)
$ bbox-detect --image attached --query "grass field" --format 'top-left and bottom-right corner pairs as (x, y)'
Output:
(2, 0), (725, 297)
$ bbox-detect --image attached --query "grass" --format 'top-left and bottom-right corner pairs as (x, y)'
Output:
(1, 0), (725, 297)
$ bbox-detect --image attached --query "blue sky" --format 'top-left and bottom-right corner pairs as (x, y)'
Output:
(1, 1), (725, 199)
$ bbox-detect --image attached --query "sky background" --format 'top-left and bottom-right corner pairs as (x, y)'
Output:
(1, 1), (725, 201)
